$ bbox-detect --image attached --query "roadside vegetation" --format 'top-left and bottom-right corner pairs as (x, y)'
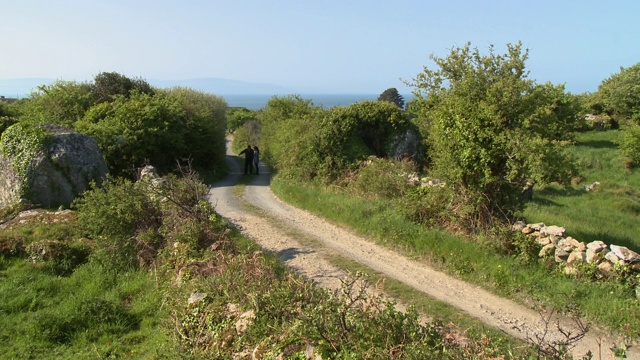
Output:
(1, 41), (639, 358)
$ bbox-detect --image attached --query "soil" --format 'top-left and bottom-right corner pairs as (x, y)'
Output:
(208, 138), (637, 359)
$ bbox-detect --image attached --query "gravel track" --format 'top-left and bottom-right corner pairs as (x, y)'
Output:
(208, 139), (636, 359)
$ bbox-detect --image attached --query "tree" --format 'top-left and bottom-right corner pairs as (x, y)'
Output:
(226, 107), (256, 133)
(75, 91), (185, 178)
(597, 62), (640, 124)
(92, 71), (154, 103)
(160, 87), (228, 169)
(378, 88), (405, 109)
(409, 42), (577, 227)
(249, 95), (322, 179)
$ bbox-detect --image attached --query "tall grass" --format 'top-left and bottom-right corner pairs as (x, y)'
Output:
(523, 130), (640, 251)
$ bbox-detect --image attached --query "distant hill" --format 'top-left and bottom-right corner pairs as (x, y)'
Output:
(0, 77), (296, 97)
(149, 78), (295, 95)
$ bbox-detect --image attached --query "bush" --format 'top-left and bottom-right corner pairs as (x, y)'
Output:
(74, 177), (161, 269)
(347, 157), (416, 199)
(409, 42), (577, 229)
(621, 124), (640, 168)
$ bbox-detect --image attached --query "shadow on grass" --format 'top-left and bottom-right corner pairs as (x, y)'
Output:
(530, 187), (584, 206)
(575, 139), (618, 149)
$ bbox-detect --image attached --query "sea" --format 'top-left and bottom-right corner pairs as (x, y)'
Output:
(2, 93), (412, 111)
(223, 94), (412, 111)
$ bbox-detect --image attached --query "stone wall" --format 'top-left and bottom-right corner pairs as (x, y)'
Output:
(513, 221), (640, 287)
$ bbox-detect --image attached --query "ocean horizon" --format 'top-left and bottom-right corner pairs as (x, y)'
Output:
(2, 93), (413, 112)
(223, 94), (412, 111)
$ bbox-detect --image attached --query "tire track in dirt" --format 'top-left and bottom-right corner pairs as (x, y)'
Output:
(208, 140), (636, 359)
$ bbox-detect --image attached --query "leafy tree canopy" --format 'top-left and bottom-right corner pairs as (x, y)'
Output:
(92, 71), (154, 103)
(226, 107), (257, 133)
(377, 87), (405, 109)
(409, 42), (577, 224)
(15, 81), (95, 128)
(597, 62), (640, 124)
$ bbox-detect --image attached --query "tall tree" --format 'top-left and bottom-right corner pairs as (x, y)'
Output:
(377, 87), (405, 109)
(597, 62), (640, 124)
(410, 42), (577, 226)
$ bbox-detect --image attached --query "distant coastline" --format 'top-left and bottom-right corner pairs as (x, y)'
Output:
(224, 94), (408, 110)
(2, 93), (412, 111)
(1, 77), (412, 110)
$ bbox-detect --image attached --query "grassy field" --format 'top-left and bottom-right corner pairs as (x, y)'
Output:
(0, 241), (178, 359)
(523, 130), (640, 251)
(270, 130), (640, 339)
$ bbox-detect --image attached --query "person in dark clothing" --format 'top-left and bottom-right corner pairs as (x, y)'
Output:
(252, 146), (260, 175)
(239, 144), (254, 174)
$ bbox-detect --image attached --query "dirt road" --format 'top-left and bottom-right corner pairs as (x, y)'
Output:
(208, 139), (636, 359)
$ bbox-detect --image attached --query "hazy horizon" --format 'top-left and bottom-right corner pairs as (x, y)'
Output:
(2, 1), (638, 95)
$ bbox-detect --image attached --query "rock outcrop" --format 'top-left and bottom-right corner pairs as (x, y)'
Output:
(0, 123), (108, 208)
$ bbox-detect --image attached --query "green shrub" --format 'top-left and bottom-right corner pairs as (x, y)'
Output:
(409, 42), (578, 228)
(621, 124), (640, 168)
(348, 157), (415, 199)
(74, 177), (161, 269)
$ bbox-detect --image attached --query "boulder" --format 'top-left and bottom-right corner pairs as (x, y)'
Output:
(610, 245), (640, 263)
(0, 123), (108, 208)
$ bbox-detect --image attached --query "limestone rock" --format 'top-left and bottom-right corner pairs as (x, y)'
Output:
(0, 124), (108, 208)
(541, 225), (565, 238)
(567, 251), (587, 265)
(598, 261), (614, 278)
(586, 240), (608, 253)
(610, 245), (640, 263)
(512, 221), (526, 232)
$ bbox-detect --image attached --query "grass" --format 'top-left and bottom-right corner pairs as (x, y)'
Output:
(235, 195), (531, 351)
(523, 130), (640, 251)
(270, 166), (640, 339)
(0, 258), (177, 359)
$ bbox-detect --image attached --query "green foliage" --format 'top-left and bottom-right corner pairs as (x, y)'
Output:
(255, 95), (324, 179)
(307, 100), (409, 181)
(76, 91), (184, 177)
(597, 62), (640, 124)
(159, 87), (228, 169)
(348, 157), (416, 199)
(74, 177), (161, 269)
(0, 101), (18, 135)
(525, 130), (640, 251)
(0, 123), (52, 197)
(0, 115), (17, 135)
(76, 87), (227, 178)
(0, 259), (174, 358)
(25, 239), (90, 276)
(621, 124), (640, 168)
(226, 107), (256, 133)
(15, 80), (95, 128)
(92, 71), (154, 103)
(409, 42), (578, 226)
(378, 87), (405, 109)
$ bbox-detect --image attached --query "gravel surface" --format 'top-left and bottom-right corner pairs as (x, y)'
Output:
(208, 139), (637, 359)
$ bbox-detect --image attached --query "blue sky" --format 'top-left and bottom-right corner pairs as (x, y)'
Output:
(1, 0), (638, 94)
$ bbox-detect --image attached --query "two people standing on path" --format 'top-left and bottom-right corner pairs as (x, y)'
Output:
(239, 144), (260, 175)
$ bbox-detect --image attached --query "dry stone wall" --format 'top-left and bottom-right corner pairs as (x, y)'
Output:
(513, 221), (640, 294)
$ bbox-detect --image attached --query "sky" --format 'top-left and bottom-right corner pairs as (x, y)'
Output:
(1, 0), (639, 94)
